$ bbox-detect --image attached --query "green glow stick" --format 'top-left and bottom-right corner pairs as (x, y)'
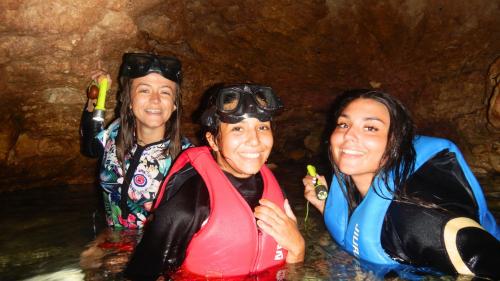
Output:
(306, 165), (328, 200)
(92, 78), (108, 122)
(307, 165), (318, 177)
(95, 78), (108, 111)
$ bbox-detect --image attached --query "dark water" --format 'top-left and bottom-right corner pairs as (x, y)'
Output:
(0, 163), (497, 281)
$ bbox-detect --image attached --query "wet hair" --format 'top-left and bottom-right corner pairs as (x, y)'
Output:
(200, 105), (221, 141)
(197, 84), (223, 145)
(116, 74), (183, 171)
(330, 89), (416, 211)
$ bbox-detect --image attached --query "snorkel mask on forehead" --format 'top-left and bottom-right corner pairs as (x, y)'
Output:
(201, 83), (284, 129)
(120, 53), (182, 83)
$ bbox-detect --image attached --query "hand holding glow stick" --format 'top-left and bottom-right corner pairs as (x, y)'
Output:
(306, 165), (328, 200)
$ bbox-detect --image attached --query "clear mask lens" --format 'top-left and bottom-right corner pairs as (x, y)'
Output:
(254, 89), (274, 109)
(221, 91), (240, 112)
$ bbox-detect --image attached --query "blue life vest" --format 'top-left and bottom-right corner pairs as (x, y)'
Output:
(324, 135), (499, 265)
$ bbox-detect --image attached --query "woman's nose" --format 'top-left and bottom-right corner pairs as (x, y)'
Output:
(150, 91), (161, 103)
(344, 126), (358, 141)
(246, 129), (260, 146)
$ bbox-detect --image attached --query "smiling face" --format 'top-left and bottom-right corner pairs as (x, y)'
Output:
(207, 118), (273, 178)
(130, 72), (177, 139)
(330, 98), (390, 195)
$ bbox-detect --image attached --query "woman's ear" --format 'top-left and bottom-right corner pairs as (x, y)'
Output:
(206, 132), (219, 151)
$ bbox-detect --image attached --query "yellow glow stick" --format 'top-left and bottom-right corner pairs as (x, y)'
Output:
(95, 78), (108, 111)
(92, 78), (108, 122)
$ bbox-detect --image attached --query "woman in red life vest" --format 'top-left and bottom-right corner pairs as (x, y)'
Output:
(124, 84), (305, 280)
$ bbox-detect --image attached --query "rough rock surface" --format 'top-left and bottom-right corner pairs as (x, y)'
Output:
(0, 0), (499, 191)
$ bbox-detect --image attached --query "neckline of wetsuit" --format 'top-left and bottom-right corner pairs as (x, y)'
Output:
(223, 171), (263, 211)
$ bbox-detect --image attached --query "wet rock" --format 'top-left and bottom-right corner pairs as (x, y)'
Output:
(487, 57), (500, 129)
(491, 141), (500, 173)
(0, 0), (499, 189)
(288, 149), (307, 161)
(304, 129), (323, 155)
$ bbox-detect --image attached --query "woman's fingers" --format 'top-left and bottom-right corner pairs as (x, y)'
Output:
(316, 175), (327, 187)
(303, 176), (318, 201)
(283, 199), (297, 222)
(89, 61), (113, 87)
(90, 70), (106, 80)
(254, 199), (285, 227)
(254, 200), (299, 236)
(302, 173), (327, 214)
(254, 199), (299, 229)
(254, 199), (305, 263)
(302, 174), (315, 187)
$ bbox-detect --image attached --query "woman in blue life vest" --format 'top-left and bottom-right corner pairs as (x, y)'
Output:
(80, 53), (191, 229)
(125, 84), (305, 280)
(302, 89), (499, 279)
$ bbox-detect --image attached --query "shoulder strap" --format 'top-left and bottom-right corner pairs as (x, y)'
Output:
(153, 147), (211, 210)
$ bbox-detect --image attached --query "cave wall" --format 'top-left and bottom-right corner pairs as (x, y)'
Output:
(0, 0), (499, 191)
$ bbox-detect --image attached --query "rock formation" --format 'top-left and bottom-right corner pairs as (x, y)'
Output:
(0, 0), (499, 191)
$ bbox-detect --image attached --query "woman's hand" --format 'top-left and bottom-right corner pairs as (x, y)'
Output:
(86, 61), (112, 111)
(302, 174), (327, 214)
(254, 199), (305, 263)
(90, 71), (112, 88)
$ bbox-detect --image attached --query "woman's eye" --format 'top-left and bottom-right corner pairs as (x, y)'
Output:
(337, 122), (348, 129)
(138, 88), (150, 94)
(365, 126), (378, 132)
(258, 125), (270, 131)
(160, 90), (172, 96)
(231, 126), (243, 132)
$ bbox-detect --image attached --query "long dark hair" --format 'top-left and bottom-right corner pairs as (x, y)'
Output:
(116, 75), (183, 170)
(330, 89), (416, 211)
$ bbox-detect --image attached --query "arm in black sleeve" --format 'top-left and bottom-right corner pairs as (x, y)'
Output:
(456, 226), (500, 279)
(383, 203), (500, 279)
(80, 106), (104, 158)
(124, 165), (210, 281)
(382, 150), (500, 278)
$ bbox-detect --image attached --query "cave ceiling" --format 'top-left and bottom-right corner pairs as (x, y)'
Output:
(0, 0), (499, 190)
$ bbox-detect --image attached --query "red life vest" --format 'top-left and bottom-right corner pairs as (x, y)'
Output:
(154, 146), (287, 278)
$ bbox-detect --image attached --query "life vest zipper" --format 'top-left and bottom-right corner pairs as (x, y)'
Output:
(251, 228), (263, 274)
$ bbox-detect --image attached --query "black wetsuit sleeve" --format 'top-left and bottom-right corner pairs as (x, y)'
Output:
(456, 226), (500, 279)
(383, 202), (457, 270)
(80, 108), (104, 158)
(124, 164), (209, 281)
(383, 202), (500, 279)
(381, 150), (500, 279)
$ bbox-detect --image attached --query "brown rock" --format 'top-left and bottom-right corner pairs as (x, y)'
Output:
(487, 57), (500, 129)
(0, 0), (499, 189)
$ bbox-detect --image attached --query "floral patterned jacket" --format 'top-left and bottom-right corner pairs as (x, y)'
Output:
(96, 119), (191, 229)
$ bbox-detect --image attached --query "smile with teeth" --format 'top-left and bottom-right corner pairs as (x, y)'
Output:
(341, 148), (364, 156)
(145, 109), (161, 114)
(239, 152), (261, 159)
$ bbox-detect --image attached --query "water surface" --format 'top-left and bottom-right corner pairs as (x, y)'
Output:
(0, 163), (497, 280)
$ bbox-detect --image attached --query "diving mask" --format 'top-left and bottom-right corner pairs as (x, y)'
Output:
(120, 53), (182, 83)
(201, 83), (284, 128)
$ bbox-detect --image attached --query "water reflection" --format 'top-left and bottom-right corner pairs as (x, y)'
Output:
(0, 163), (496, 280)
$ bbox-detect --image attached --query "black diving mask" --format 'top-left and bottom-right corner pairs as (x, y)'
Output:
(120, 53), (182, 83)
(201, 84), (284, 129)
(215, 84), (283, 123)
